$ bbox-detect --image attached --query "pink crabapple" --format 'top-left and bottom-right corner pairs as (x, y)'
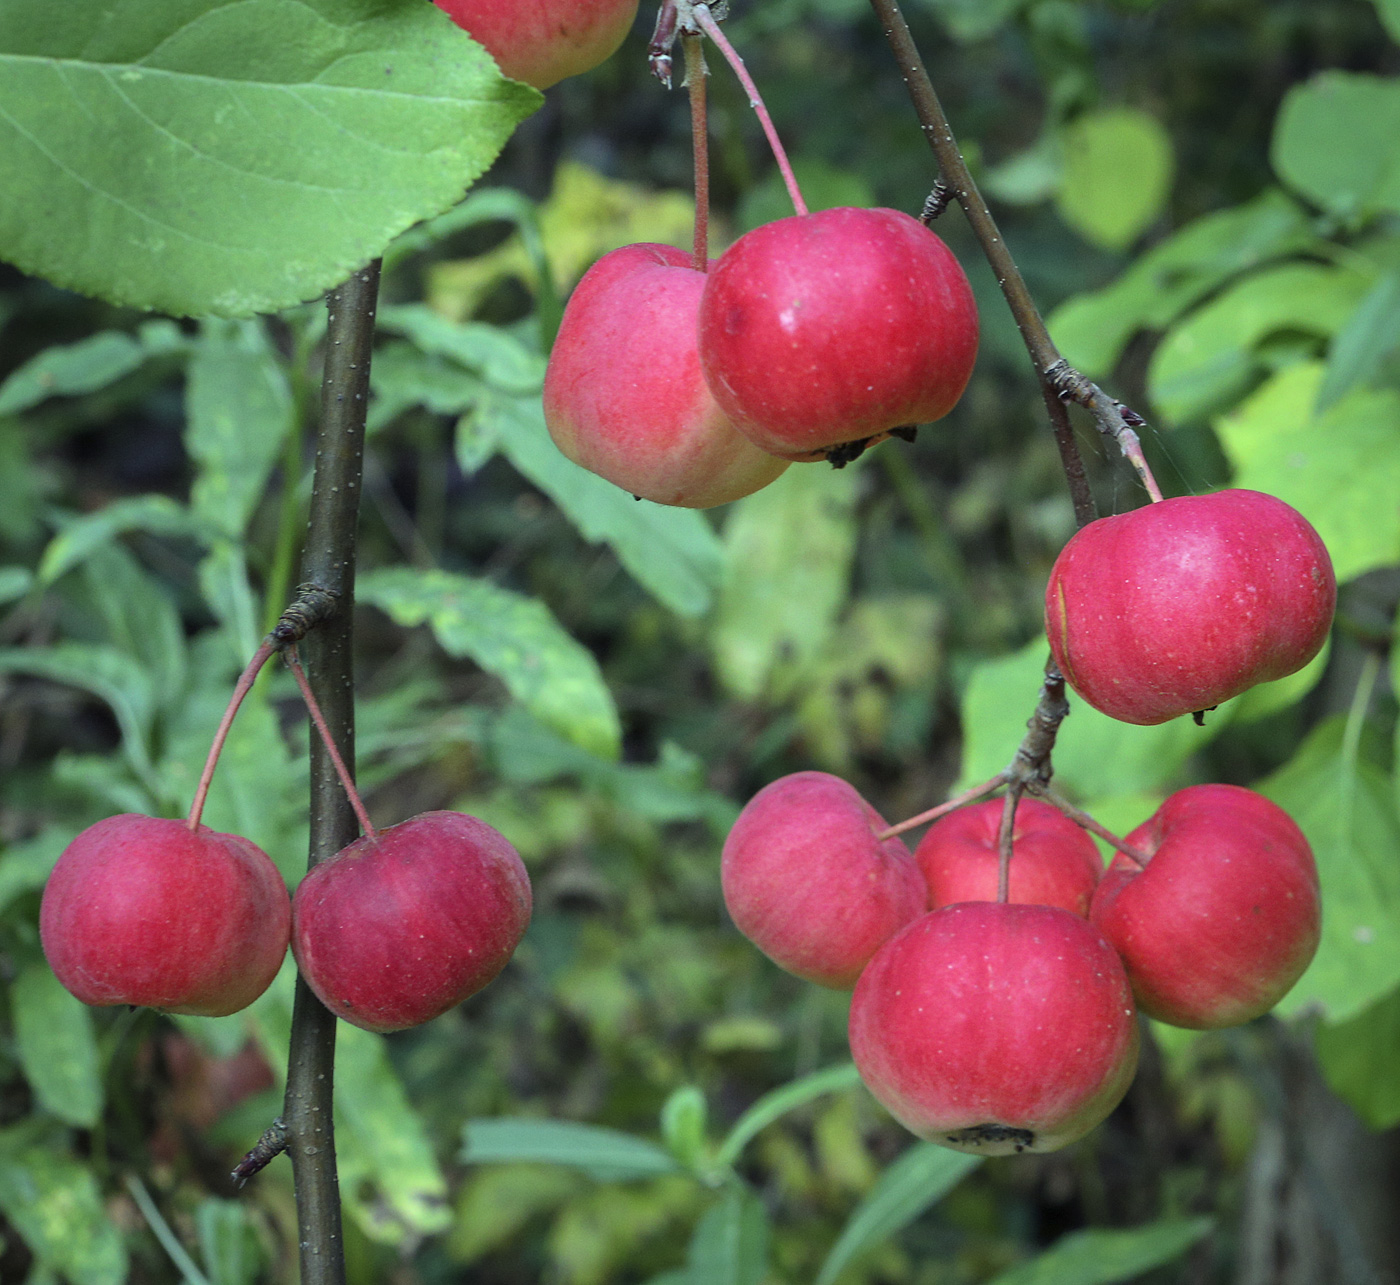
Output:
(721, 771), (927, 988)
(543, 243), (789, 508)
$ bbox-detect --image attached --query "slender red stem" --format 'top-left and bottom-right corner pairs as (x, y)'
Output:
(995, 787), (1022, 903)
(878, 773), (1008, 840)
(684, 33), (710, 270)
(1034, 787), (1151, 868)
(1119, 427), (1165, 502)
(285, 648), (377, 841)
(691, 4), (808, 217)
(187, 638), (279, 830)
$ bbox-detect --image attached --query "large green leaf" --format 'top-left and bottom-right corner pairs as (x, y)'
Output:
(473, 390), (724, 618)
(685, 1185), (769, 1285)
(1314, 985), (1400, 1129)
(1272, 72), (1400, 220)
(1215, 362), (1400, 584)
(1047, 189), (1314, 378)
(0, 1138), (129, 1285)
(985, 1218), (1212, 1285)
(187, 319), (294, 539)
(378, 304), (547, 394)
(10, 962), (102, 1129)
(462, 1118), (680, 1181)
(1262, 718), (1400, 1023)
(360, 566), (621, 761)
(712, 462), (860, 702)
(1317, 268), (1400, 409)
(0, 322), (186, 415)
(1148, 262), (1372, 423)
(1377, 0), (1400, 43)
(1056, 108), (1174, 252)
(816, 1144), (981, 1285)
(38, 494), (211, 585)
(0, 0), (539, 316)
(716, 1063), (862, 1168)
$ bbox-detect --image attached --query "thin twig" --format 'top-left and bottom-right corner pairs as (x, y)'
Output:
(879, 773), (1007, 839)
(996, 786), (1023, 903)
(1032, 786), (1151, 867)
(285, 647), (377, 841)
(186, 638), (278, 830)
(1045, 362), (1165, 502)
(684, 32), (710, 270)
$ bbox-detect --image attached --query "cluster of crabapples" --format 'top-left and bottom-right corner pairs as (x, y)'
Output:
(724, 488), (1336, 1156)
(40, 732), (531, 1032)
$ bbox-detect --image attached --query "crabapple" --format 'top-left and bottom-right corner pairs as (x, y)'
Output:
(721, 771), (926, 988)
(39, 814), (291, 1017)
(434, 0), (639, 90)
(849, 902), (1139, 1155)
(544, 243), (789, 508)
(292, 811), (531, 1033)
(1045, 489), (1335, 725)
(1090, 784), (1320, 1029)
(914, 797), (1102, 915)
(696, 207), (978, 460)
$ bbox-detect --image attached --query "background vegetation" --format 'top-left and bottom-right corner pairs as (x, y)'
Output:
(1, 0), (1399, 1281)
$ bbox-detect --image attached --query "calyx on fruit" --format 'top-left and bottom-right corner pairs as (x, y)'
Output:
(292, 810), (532, 1033)
(849, 902), (1139, 1155)
(40, 814), (291, 1017)
(543, 243), (788, 507)
(914, 796), (1102, 915)
(1045, 488), (1335, 726)
(697, 206), (978, 460)
(1090, 784), (1320, 1029)
(721, 771), (927, 988)
(434, 0), (640, 90)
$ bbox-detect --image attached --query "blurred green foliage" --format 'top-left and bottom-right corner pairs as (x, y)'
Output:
(1, 0), (1399, 1281)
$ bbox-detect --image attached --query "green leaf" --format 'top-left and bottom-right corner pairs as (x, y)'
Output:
(1272, 72), (1400, 220)
(919, 0), (1025, 42)
(1048, 189), (1316, 378)
(1216, 362), (1400, 583)
(1148, 262), (1372, 423)
(10, 963), (102, 1129)
(1314, 985), (1400, 1129)
(686, 1185), (769, 1285)
(360, 566), (621, 761)
(187, 320), (294, 539)
(1056, 108), (1174, 252)
(0, 0), (539, 316)
(377, 305), (546, 395)
(0, 643), (157, 785)
(38, 495), (210, 585)
(0, 566), (33, 605)
(1377, 0), (1400, 43)
(1317, 269), (1400, 409)
(0, 331), (145, 416)
(815, 1144), (981, 1285)
(1261, 718), (1400, 1022)
(985, 1218), (1212, 1285)
(462, 1118), (680, 1181)
(196, 1198), (261, 1285)
(0, 1140), (129, 1285)
(957, 641), (1232, 799)
(333, 1023), (451, 1244)
(716, 1063), (862, 1168)
(198, 541), (262, 662)
(660, 1087), (710, 1171)
(0, 829), (73, 916)
(473, 390), (724, 618)
(712, 463), (860, 702)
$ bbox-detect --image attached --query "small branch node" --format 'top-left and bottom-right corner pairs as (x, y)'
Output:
(270, 584), (340, 648)
(919, 179), (955, 224)
(232, 1118), (289, 1188)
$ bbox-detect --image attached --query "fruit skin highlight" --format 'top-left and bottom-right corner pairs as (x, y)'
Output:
(40, 814), (291, 1017)
(849, 902), (1140, 1155)
(721, 771), (927, 988)
(1045, 489), (1335, 726)
(1090, 784), (1320, 1029)
(914, 797), (1102, 915)
(434, 0), (639, 90)
(292, 811), (532, 1033)
(697, 207), (979, 460)
(544, 243), (789, 508)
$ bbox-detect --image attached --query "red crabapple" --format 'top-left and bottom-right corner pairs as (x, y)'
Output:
(1045, 489), (1335, 725)
(1090, 784), (1320, 1029)
(849, 902), (1139, 1154)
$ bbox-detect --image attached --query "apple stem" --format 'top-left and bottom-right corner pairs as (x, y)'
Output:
(690, 4), (809, 217)
(285, 647), (378, 842)
(996, 787), (1023, 903)
(186, 638), (280, 831)
(1035, 787), (1152, 868)
(878, 772), (1008, 840)
(683, 32), (710, 270)
(1044, 362), (1165, 502)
